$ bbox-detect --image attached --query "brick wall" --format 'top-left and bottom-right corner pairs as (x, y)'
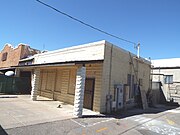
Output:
(0, 44), (40, 68)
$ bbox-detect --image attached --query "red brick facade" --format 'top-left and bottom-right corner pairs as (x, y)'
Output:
(0, 44), (40, 68)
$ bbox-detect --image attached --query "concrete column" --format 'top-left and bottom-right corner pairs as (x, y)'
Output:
(73, 66), (86, 117)
(31, 69), (40, 101)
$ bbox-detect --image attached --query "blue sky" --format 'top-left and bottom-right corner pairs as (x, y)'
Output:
(0, 0), (179, 59)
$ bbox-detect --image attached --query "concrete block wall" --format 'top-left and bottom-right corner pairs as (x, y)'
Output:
(86, 63), (103, 112)
(100, 42), (151, 112)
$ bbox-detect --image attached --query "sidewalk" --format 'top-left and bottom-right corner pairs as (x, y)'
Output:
(0, 95), (99, 129)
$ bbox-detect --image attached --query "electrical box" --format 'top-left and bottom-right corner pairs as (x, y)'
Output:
(114, 84), (124, 110)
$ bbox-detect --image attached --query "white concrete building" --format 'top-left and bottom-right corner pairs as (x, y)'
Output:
(152, 58), (180, 103)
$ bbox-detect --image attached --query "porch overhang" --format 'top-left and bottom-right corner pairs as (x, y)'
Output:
(152, 66), (180, 69)
(0, 67), (16, 74)
(12, 60), (104, 69)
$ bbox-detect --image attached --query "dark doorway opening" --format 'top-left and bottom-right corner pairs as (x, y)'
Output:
(20, 71), (32, 94)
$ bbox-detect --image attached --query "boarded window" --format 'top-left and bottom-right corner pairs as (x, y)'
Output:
(2, 52), (8, 61)
(55, 70), (62, 92)
(68, 69), (76, 95)
(45, 70), (56, 91)
(40, 70), (47, 90)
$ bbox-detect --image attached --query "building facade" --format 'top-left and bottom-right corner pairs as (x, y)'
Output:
(0, 44), (40, 94)
(17, 40), (151, 116)
(0, 44), (40, 68)
(152, 58), (180, 104)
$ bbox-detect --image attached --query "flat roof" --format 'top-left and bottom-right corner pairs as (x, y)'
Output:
(18, 40), (150, 67)
(152, 58), (180, 68)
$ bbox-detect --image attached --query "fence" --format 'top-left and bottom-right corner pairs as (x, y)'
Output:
(0, 75), (31, 94)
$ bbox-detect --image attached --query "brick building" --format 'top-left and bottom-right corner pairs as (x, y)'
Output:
(0, 43), (40, 94)
(0, 44), (40, 74)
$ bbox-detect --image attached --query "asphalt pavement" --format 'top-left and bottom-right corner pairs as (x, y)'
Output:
(2, 106), (180, 135)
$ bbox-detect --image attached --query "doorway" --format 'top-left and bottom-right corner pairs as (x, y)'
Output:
(83, 78), (95, 110)
(19, 71), (32, 94)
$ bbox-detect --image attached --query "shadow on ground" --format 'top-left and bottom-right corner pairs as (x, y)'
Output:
(34, 100), (54, 101)
(81, 103), (180, 119)
(0, 125), (8, 135)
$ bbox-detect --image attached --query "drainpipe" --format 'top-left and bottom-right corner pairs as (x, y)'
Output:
(106, 44), (113, 113)
(158, 67), (160, 82)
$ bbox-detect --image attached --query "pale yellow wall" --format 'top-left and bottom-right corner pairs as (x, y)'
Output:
(100, 42), (151, 112)
(39, 67), (75, 104)
(100, 43), (112, 112)
(86, 63), (103, 112)
(137, 61), (151, 92)
(38, 63), (103, 112)
(37, 42), (151, 113)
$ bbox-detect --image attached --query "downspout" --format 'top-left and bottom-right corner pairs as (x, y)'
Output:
(108, 44), (113, 95)
(137, 57), (139, 85)
(107, 44), (113, 113)
(158, 67), (160, 82)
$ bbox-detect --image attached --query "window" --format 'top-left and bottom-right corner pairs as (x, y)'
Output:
(55, 70), (62, 93)
(127, 74), (135, 98)
(1, 52), (8, 61)
(45, 70), (56, 90)
(164, 75), (173, 84)
(139, 78), (143, 86)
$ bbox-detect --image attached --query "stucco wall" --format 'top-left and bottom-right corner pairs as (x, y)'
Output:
(153, 68), (180, 82)
(152, 68), (180, 101)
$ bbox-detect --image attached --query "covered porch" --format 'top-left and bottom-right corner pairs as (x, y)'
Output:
(18, 61), (103, 117)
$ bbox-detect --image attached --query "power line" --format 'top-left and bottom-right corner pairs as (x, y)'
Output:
(36, 0), (137, 45)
